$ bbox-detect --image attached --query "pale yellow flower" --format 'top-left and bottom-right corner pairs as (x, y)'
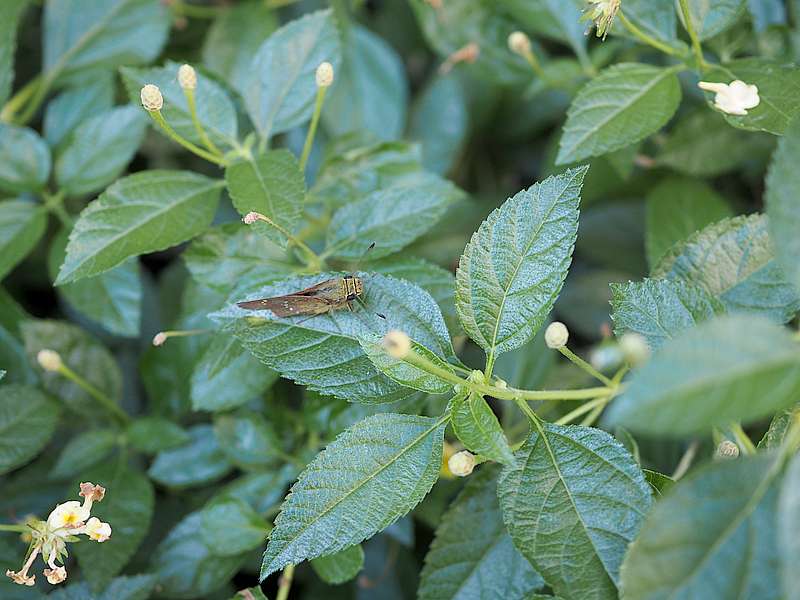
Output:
(46, 501), (89, 530)
(84, 517), (112, 542)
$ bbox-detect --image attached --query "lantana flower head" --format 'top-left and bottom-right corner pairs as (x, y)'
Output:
(5, 482), (112, 587)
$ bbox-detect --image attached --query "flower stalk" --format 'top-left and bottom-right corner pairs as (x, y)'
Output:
(300, 62), (334, 172)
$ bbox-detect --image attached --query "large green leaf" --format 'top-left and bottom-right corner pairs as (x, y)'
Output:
(645, 177), (733, 268)
(201, 0), (278, 93)
(225, 150), (305, 248)
(610, 278), (724, 349)
(0, 124), (51, 193)
(48, 575), (156, 600)
(680, 0), (747, 40)
(43, 0), (169, 83)
(261, 413), (446, 576)
(244, 9), (341, 137)
(324, 173), (463, 260)
(557, 64), (681, 165)
(44, 78), (114, 149)
(498, 423), (651, 600)
(0, 200), (47, 280)
(213, 410), (281, 469)
(200, 495), (270, 556)
(0, 0), (28, 107)
(621, 454), (782, 599)
(50, 429), (117, 479)
(419, 466), (544, 600)
(455, 168), (586, 359)
(780, 454), (800, 600)
(653, 214), (800, 323)
(191, 334), (278, 412)
(211, 272), (454, 403)
(607, 314), (800, 435)
(322, 25), (407, 141)
(56, 170), (223, 284)
(0, 384), (60, 475)
(152, 511), (246, 598)
(22, 319), (123, 414)
(48, 229), (142, 338)
(452, 390), (514, 466)
(55, 105), (146, 197)
(73, 465), (155, 590)
(126, 417), (190, 455)
(766, 117), (800, 296)
(148, 424), (234, 488)
(311, 544), (365, 585)
(703, 59), (800, 135)
(120, 61), (238, 150)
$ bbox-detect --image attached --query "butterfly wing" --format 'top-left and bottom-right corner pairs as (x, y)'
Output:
(237, 294), (331, 317)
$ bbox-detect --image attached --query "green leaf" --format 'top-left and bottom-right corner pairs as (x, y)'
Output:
(607, 314), (800, 435)
(618, 0), (678, 44)
(360, 332), (456, 394)
(680, 0), (747, 40)
(455, 168), (586, 358)
(48, 228), (142, 337)
(653, 214), (800, 323)
(645, 177), (733, 268)
(55, 105), (146, 197)
(22, 319), (123, 414)
(73, 465), (155, 590)
(225, 150), (306, 248)
(322, 25), (407, 141)
(497, 423), (651, 600)
(261, 413), (446, 577)
(610, 278), (724, 349)
(120, 61), (238, 149)
(0, 0), (28, 107)
(324, 173), (463, 260)
(43, 0), (169, 82)
(0, 124), (51, 193)
(153, 510), (246, 598)
(148, 424), (234, 488)
(766, 117), (800, 295)
(50, 429), (117, 479)
(192, 335), (279, 412)
(0, 200), (47, 280)
(212, 272), (454, 403)
(452, 390), (514, 465)
(230, 588), (268, 600)
(56, 170), (223, 284)
(621, 454), (782, 599)
(748, 0), (786, 31)
(703, 59), (800, 135)
(221, 466), (296, 514)
(47, 575), (157, 600)
(643, 468), (674, 496)
(311, 545), (365, 585)
(201, 0), (278, 93)
(244, 9), (341, 137)
(409, 75), (468, 176)
(780, 454), (800, 600)
(557, 64), (681, 165)
(0, 384), (60, 475)
(183, 223), (295, 293)
(758, 404), (799, 449)
(419, 466), (544, 600)
(201, 495), (269, 556)
(44, 78), (114, 149)
(213, 410), (281, 469)
(127, 417), (190, 454)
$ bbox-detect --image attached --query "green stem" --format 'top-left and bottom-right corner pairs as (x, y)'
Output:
(0, 524), (29, 532)
(276, 564), (295, 600)
(678, 0), (706, 70)
(300, 87), (327, 172)
(558, 346), (613, 386)
(184, 88), (224, 158)
(730, 423), (756, 455)
(12, 74), (53, 125)
(58, 363), (130, 424)
(484, 351), (497, 380)
(580, 403), (606, 427)
(514, 397), (540, 424)
(244, 212), (323, 271)
(618, 11), (685, 58)
(148, 110), (227, 166)
(521, 49), (546, 80)
(43, 191), (73, 228)
(555, 396), (610, 425)
(1, 75), (43, 122)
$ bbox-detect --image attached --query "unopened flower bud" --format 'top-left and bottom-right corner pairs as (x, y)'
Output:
(382, 330), (411, 360)
(448, 450), (475, 477)
(698, 80), (760, 116)
(140, 84), (163, 111)
(152, 332), (167, 347)
(508, 31), (531, 56)
(619, 333), (650, 366)
(316, 62), (334, 88)
(178, 64), (197, 90)
(715, 440), (740, 460)
(589, 345), (623, 372)
(37, 349), (63, 372)
(243, 211), (264, 225)
(439, 42), (480, 74)
(545, 322), (569, 349)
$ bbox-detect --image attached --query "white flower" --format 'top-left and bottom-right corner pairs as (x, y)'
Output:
(315, 62), (334, 88)
(619, 333), (650, 366)
(47, 501), (89, 531)
(382, 330), (411, 359)
(140, 84), (163, 111)
(84, 517), (112, 542)
(178, 64), (197, 90)
(508, 31), (531, 56)
(698, 80), (760, 116)
(37, 349), (62, 372)
(545, 322), (569, 349)
(448, 450), (476, 477)
(152, 332), (167, 346)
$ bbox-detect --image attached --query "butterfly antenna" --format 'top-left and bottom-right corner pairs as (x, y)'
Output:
(351, 242), (376, 274)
